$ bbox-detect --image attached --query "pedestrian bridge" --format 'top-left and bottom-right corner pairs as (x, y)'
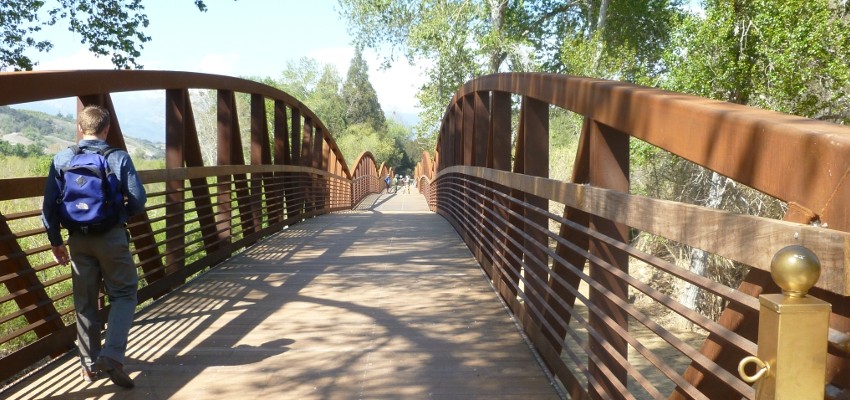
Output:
(1, 70), (849, 399)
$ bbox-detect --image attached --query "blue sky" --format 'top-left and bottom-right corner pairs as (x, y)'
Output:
(19, 0), (423, 140)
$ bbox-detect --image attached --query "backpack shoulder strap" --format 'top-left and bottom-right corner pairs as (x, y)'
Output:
(60, 145), (82, 174)
(100, 147), (119, 159)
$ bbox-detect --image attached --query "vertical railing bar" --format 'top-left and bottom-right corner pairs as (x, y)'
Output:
(544, 118), (593, 354)
(215, 90), (235, 252)
(520, 96), (550, 336)
(272, 100), (289, 224)
(165, 89), (187, 285)
(250, 93), (268, 230)
(586, 119), (630, 398)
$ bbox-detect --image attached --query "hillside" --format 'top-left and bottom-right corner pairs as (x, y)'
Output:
(0, 106), (165, 159)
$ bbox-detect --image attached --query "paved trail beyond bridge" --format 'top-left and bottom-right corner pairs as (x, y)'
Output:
(4, 191), (561, 399)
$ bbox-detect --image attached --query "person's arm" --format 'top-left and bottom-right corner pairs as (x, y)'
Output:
(121, 154), (147, 216)
(41, 157), (63, 247)
(42, 156), (70, 264)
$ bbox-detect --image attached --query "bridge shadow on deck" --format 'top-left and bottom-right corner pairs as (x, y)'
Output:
(3, 192), (561, 400)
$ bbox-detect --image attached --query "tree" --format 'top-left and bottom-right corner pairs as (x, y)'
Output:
(383, 118), (415, 173)
(311, 65), (347, 135)
(664, 0), (850, 122)
(338, 0), (493, 148)
(275, 58), (321, 100)
(339, 0), (684, 145)
(335, 122), (399, 168)
(341, 47), (385, 132)
(265, 57), (348, 136)
(0, 0), (210, 70)
(656, 0), (850, 321)
(188, 88), (218, 166)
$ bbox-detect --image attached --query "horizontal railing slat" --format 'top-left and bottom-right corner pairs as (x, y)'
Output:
(444, 165), (850, 295)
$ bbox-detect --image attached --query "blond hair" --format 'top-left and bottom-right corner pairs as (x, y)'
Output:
(78, 106), (111, 135)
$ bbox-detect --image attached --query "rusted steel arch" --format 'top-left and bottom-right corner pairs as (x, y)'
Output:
(350, 151), (379, 178)
(0, 69), (364, 384)
(349, 151), (382, 204)
(432, 72), (850, 398)
(446, 73), (850, 231)
(378, 162), (393, 178)
(0, 70), (351, 178)
(414, 150), (436, 210)
(415, 150), (434, 181)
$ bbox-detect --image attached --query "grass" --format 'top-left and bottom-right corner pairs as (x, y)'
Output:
(0, 156), (223, 360)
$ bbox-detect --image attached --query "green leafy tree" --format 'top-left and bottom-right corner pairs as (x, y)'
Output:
(312, 64), (347, 135)
(336, 122), (399, 167)
(275, 58), (321, 100)
(0, 0), (210, 70)
(652, 0), (850, 322)
(31, 154), (53, 176)
(338, 0), (489, 148)
(339, 0), (683, 146)
(265, 58), (348, 136)
(341, 47), (385, 132)
(517, 0), (683, 82)
(385, 118), (415, 174)
(663, 0), (850, 122)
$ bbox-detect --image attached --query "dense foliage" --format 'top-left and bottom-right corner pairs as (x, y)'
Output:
(0, 105), (71, 135)
(338, 0), (684, 146)
(0, 139), (44, 157)
(265, 53), (415, 174)
(342, 47), (386, 132)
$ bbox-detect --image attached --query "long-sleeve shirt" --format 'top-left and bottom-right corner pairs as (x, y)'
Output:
(42, 140), (147, 246)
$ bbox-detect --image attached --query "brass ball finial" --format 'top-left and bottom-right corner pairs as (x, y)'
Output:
(770, 245), (821, 298)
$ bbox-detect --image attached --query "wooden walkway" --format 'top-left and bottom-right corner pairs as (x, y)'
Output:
(3, 191), (562, 399)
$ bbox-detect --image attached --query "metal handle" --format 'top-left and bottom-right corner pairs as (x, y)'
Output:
(738, 356), (769, 383)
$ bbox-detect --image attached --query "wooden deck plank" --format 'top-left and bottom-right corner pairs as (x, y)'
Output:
(2, 193), (561, 399)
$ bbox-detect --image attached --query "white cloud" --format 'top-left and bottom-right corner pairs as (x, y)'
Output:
(33, 49), (115, 71)
(308, 46), (355, 75)
(195, 53), (242, 76)
(368, 56), (424, 116)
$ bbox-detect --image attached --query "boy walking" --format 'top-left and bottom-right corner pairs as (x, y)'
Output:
(42, 105), (147, 388)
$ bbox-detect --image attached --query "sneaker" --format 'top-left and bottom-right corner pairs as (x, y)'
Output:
(94, 356), (134, 388)
(80, 367), (100, 383)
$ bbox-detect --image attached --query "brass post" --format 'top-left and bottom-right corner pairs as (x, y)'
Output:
(739, 245), (831, 399)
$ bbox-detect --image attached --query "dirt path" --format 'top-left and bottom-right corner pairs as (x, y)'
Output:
(559, 282), (708, 399)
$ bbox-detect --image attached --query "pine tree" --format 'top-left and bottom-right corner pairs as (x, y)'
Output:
(341, 47), (386, 132)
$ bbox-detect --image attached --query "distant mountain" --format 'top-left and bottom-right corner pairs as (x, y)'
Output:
(0, 106), (165, 159)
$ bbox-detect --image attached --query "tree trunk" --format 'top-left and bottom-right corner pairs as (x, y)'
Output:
(679, 171), (728, 329)
(593, 0), (610, 71)
(487, 0), (508, 73)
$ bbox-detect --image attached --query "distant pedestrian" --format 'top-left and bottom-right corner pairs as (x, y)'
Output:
(384, 174), (391, 193)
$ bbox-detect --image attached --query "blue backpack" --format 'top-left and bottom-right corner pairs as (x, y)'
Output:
(57, 145), (123, 234)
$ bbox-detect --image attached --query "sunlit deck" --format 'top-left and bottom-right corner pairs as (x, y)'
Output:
(3, 192), (561, 399)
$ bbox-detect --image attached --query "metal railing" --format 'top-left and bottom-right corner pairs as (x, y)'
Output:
(416, 73), (850, 399)
(0, 70), (382, 385)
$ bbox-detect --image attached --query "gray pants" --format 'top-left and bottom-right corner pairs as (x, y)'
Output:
(68, 225), (138, 370)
